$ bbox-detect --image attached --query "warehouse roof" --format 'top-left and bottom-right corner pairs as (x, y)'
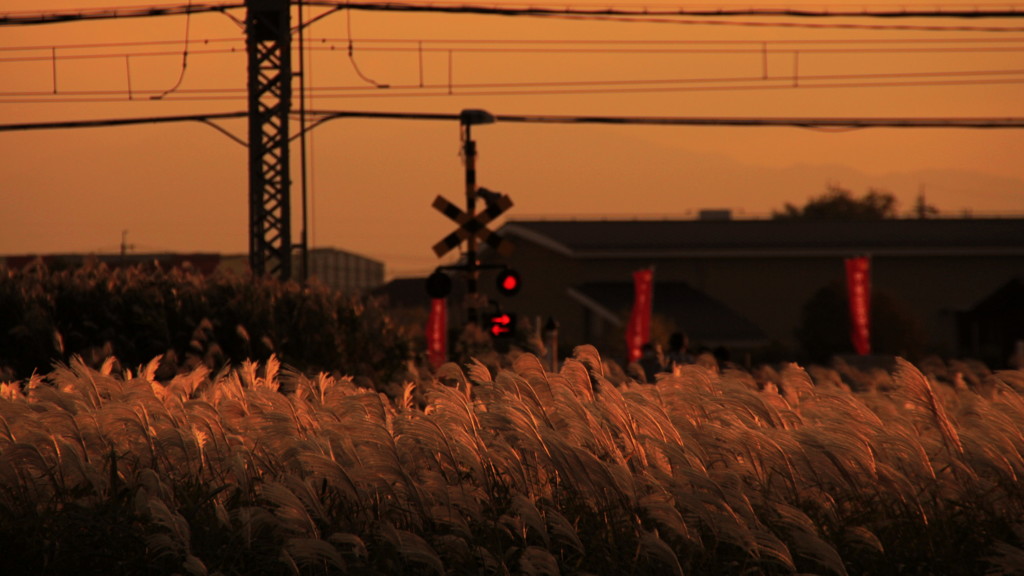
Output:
(500, 218), (1024, 258)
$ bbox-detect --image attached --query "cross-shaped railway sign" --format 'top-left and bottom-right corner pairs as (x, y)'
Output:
(432, 191), (514, 257)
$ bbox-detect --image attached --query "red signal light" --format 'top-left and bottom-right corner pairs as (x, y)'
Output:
(496, 269), (521, 296)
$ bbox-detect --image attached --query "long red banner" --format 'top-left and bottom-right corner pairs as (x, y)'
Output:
(626, 268), (654, 363)
(426, 298), (447, 369)
(845, 256), (871, 356)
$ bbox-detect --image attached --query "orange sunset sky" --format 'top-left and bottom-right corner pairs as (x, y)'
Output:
(2, 1), (1022, 278)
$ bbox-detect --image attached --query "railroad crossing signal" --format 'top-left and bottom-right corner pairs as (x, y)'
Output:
(428, 108), (518, 328)
(432, 190), (514, 257)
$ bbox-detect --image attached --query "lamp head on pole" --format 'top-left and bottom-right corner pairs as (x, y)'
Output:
(460, 109), (496, 126)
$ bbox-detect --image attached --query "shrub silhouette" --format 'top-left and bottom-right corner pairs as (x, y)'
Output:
(0, 259), (409, 384)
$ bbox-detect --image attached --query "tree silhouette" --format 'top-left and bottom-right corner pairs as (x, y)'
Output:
(774, 184), (899, 220)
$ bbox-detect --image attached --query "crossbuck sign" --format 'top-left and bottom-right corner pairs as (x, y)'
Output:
(432, 191), (514, 258)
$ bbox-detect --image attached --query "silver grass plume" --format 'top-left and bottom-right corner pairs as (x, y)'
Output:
(893, 358), (964, 456)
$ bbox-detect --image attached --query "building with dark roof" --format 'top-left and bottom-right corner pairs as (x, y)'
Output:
(473, 217), (1024, 365)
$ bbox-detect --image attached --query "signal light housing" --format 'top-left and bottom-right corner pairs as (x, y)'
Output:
(496, 269), (522, 296)
(425, 270), (452, 299)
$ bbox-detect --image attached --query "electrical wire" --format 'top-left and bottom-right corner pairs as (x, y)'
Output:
(322, 1), (1024, 34)
(0, 111), (248, 132)
(304, 75), (1024, 101)
(3, 4), (1023, 105)
(298, 108), (1024, 129)
(302, 65), (1024, 99)
(306, 38), (1024, 56)
(344, 2), (389, 88)
(4, 66), (1022, 104)
(151, 0), (194, 99)
(0, 46), (240, 64)
(5, 32), (1023, 104)
(8, 34), (1024, 56)
(545, 12), (1024, 33)
(316, 67), (1024, 89)
(8, 35), (1024, 65)
(0, 87), (244, 97)
(0, 3), (244, 26)
(0, 36), (239, 53)
(5, 1), (1024, 32)
(3, 109), (1023, 134)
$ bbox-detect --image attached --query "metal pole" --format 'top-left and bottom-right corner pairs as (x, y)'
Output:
(544, 316), (559, 372)
(297, 0), (309, 282)
(462, 120), (479, 323)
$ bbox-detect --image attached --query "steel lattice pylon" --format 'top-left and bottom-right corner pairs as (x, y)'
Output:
(245, 0), (291, 280)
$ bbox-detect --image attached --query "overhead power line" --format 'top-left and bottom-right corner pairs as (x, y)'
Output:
(0, 3), (243, 26)
(303, 110), (1024, 129)
(6, 68), (1021, 103)
(5, 32), (1023, 104)
(4, 2), (1024, 28)
(4, 110), (1020, 134)
(304, 1), (1024, 20)
(8, 35), (1024, 61)
(0, 111), (247, 133)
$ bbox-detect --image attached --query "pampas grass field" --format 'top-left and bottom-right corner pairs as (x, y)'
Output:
(2, 346), (1024, 575)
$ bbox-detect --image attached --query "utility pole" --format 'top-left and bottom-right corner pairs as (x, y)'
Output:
(462, 118), (479, 311)
(245, 0), (292, 280)
(458, 109), (496, 323)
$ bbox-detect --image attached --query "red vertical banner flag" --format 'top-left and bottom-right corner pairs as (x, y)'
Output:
(845, 256), (872, 356)
(626, 268), (654, 363)
(426, 298), (447, 369)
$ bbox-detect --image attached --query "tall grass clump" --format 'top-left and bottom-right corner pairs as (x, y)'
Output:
(1, 347), (1023, 575)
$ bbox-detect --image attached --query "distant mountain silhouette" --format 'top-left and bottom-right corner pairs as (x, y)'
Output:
(488, 126), (1023, 219)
